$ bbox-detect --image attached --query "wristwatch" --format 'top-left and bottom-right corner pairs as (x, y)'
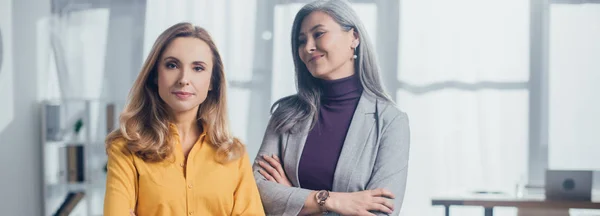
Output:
(315, 190), (330, 214)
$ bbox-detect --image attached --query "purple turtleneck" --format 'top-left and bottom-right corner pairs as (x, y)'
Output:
(297, 73), (363, 191)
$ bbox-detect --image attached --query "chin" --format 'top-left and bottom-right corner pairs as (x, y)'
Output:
(308, 69), (330, 79)
(166, 101), (201, 113)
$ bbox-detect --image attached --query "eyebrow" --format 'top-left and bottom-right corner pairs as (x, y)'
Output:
(298, 24), (325, 37)
(163, 56), (207, 66)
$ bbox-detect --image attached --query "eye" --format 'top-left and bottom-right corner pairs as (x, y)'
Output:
(193, 66), (205, 72)
(166, 62), (177, 69)
(314, 32), (324, 38)
(298, 38), (306, 45)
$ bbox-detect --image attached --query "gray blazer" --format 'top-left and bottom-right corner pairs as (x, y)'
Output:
(252, 92), (411, 216)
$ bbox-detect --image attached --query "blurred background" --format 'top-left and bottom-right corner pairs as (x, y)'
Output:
(0, 0), (599, 215)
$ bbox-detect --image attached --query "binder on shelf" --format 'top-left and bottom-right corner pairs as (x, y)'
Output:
(53, 191), (85, 216)
(66, 145), (85, 183)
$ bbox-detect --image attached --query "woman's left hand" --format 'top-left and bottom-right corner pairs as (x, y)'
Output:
(258, 154), (292, 187)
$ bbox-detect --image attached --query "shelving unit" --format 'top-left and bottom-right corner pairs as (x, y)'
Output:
(41, 99), (120, 216)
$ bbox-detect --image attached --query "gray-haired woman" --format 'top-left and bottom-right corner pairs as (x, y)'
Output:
(253, 0), (410, 215)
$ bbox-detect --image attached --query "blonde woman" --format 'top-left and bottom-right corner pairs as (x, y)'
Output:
(103, 22), (264, 216)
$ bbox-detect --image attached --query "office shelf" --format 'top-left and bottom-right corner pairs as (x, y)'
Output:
(41, 99), (120, 216)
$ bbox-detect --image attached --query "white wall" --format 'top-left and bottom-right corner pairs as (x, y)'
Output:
(0, 0), (14, 134)
(0, 0), (50, 215)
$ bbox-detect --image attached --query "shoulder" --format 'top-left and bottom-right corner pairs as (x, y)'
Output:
(106, 136), (133, 157)
(376, 98), (409, 130)
(108, 137), (128, 148)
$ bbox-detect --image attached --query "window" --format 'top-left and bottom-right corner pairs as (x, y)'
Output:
(397, 0), (530, 215)
(547, 2), (600, 172)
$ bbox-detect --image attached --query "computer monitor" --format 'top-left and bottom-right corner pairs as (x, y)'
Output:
(545, 170), (593, 201)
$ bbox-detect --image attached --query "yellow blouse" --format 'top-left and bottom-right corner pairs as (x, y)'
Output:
(103, 129), (265, 216)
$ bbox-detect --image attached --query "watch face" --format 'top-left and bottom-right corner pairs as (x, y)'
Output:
(317, 190), (329, 201)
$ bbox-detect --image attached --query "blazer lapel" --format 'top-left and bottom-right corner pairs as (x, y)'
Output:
(332, 93), (378, 192)
(283, 118), (312, 187)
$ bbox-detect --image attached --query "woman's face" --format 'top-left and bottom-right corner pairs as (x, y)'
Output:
(156, 37), (214, 115)
(297, 11), (359, 80)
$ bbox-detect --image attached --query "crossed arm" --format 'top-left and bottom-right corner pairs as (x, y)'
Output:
(253, 113), (410, 216)
(257, 154), (396, 216)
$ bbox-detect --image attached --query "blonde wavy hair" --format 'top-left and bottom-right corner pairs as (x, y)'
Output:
(106, 22), (244, 164)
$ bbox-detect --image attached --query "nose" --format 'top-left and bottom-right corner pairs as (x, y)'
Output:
(304, 38), (316, 54)
(177, 69), (191, 86)
(178, 79), (190, 86)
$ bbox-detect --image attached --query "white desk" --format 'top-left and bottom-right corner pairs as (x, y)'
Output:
(431, 192), (600, 216)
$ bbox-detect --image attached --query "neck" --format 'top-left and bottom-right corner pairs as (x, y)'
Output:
(320, 60), (355, 80)
(319, 72), (362, 99)
(321, 71), (354, 80)
(172, 107), (201, 140)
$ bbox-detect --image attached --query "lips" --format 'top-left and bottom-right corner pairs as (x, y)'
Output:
(172, 91), (194, 99)
(309, 54), (324, 63)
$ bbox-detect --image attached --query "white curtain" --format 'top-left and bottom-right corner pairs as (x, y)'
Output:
(397, 0), (529, 215)
(50, 9), (109, 100)
(45, 8), (110, 142)
(548, 4), (600, 171)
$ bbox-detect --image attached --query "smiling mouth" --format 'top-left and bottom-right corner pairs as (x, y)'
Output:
(309, 55), (324, 63)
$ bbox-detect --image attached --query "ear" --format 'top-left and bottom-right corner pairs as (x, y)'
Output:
(351, 28), (360, 48)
